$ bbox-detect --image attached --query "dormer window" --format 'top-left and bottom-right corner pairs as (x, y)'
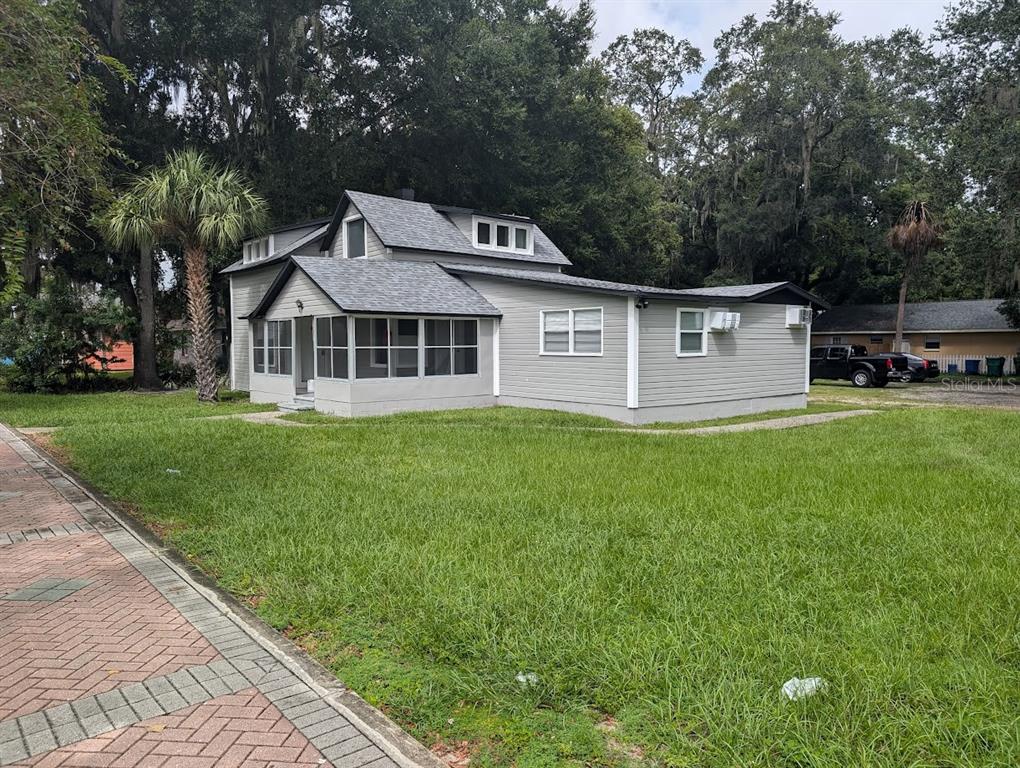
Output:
(473, 216), (533, 255)
(344, 216), (367, 259)
(242, 236), (273, 263)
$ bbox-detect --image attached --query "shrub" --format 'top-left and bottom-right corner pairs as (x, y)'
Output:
(0, 277), (130, 392)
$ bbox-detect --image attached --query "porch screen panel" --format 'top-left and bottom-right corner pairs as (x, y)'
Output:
(267, 320), (292, 375)
(252, 320), (265, 373)
(355, 318), (389, 378)
(316, 316), (348, 379)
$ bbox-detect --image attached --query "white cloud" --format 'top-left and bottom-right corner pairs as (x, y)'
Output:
(562, 0), (948, 84)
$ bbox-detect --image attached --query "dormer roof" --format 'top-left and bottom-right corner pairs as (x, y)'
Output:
(319, 190), (571, 267)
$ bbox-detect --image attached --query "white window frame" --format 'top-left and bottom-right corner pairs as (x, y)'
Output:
(351, 316), (481, 380)
(424, 318), (480, 377)
(675, 307), (708, 358)
(253, 318), (292, 377)
(831, 335), (844, 344)
(251, 319), (265, 372)
(924, 334), (941, 351)
(539, 307), (604, 357)
(314, 315), (350, 380)
(343, 215), (368, 259)
(472, 215), (534, 256)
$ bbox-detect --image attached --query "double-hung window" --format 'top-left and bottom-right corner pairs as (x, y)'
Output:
(540, 308), (603, 355)
(924, 335), (941, 351)
(315, 317), (349, 379)
(262, 319), (292, 375)
(425, 319), (478, 376)
(676, 308), (707, 357)
(345, 217), (366, 259)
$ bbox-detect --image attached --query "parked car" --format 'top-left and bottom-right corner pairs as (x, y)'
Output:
(878, 353), (940, 382)
(809, 345), (911, 388)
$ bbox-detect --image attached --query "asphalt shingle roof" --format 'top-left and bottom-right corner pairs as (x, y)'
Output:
(250, 257), (501, 317)
(221, 225), (329, 274)
(439, 263), (823, 305)
(339, 191), (571, 266)
(812, 299), (1011, 333)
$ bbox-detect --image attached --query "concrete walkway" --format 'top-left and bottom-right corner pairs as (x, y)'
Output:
(233, 408), (879, 435)
(661, 408), (879, 435)
(0, 424), (439, 768)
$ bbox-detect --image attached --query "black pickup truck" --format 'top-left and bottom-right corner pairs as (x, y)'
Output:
(810, 345), (911, 388)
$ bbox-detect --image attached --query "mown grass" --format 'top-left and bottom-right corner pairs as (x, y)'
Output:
(0, 390), (273, 427)
(23, 394), (1020, 767)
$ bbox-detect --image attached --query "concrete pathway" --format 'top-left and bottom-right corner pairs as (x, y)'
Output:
(0, 424), (438, 768)
(659, 408), (879, 435)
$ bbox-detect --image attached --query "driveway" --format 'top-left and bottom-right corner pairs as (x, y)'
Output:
(0, 425), (437, 768)
(813, 378), (1020, 409)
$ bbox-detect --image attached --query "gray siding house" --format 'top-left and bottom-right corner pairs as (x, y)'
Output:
(223, 190), (824, 424)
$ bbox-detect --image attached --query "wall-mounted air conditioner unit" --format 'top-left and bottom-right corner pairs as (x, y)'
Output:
(709, 311), (741, 331)
(786, 306), (813, 327)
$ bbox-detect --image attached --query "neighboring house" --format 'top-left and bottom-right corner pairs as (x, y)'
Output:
(85, 340), (134, 372)
(222, 190), (824, 423)
(812, 299), (1020, 371)
(165, 318), (229, 369)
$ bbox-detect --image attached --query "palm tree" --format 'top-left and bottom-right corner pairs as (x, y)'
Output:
(886, 201), (942, 353)
(105, 150), (267, 401)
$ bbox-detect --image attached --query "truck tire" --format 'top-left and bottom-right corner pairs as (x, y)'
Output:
(851, 369), (873, 388)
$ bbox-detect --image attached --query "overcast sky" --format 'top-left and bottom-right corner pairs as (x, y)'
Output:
(563, 0), (949, 89)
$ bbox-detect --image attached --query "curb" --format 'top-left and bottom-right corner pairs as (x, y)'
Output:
(14, 427), (446, 768)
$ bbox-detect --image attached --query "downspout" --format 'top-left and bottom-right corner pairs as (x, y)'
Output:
(627, 297), (640, 410)
(804, 309), (812, 394)
(493, 318), (501, 399)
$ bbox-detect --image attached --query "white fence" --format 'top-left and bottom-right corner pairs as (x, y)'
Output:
(925, 353), (1020, 376)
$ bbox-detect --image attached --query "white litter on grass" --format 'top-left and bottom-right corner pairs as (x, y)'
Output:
(782, 676), (825, 701)
(515, 672), (540, 687)
(165, 468), (181, 475)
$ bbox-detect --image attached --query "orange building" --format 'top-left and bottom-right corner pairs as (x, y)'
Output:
(812, 299), (1020, 374)
(85, 340), (134, 372)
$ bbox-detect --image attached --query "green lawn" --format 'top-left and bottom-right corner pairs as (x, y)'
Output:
(0, 390), (273, 427)
(4, 394), (1020, 767)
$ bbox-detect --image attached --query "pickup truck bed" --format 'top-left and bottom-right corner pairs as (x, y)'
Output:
(810, 345), (911, 387)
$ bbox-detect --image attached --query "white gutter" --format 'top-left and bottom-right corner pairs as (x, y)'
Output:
(493, 318), (501, 398)
(627, 298), (639, 409)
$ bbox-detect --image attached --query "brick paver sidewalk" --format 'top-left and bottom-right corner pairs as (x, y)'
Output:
(0, 425), (437, 768)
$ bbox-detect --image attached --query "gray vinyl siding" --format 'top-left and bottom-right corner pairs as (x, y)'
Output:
(230, 266), (285, 391)
(638, 301), (808, 407)
(264, 270), (338, 319)
(392, 250), (562, 272)
(329, 203), (386, 259)
(463, 277), (629, 406)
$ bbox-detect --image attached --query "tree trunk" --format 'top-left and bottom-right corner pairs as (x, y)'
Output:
(134, 243), (161, 389)
(894, 274), (909, 353)
(183, 245), (218, 402)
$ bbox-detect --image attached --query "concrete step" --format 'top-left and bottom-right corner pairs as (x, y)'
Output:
(278, 400), (315, 412)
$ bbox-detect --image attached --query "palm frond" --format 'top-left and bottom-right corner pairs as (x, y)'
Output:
(887, 201), (943, 257)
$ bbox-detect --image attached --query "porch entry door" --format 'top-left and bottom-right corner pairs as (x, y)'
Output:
(297, 316), (314, 392)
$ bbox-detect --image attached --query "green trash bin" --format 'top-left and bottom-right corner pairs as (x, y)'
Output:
(986, 356), (1006, 377)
